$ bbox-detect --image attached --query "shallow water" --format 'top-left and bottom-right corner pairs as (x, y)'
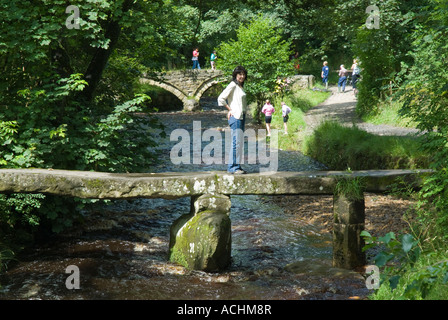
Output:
(0, 195), (368, 300)
(0, 99), (370, 300)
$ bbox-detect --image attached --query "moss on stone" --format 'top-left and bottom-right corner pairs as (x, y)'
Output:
(169, 209), (231, 271)
(84, 178), (105, 190)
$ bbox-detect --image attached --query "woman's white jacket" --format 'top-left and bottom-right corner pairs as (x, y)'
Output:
(217, 81), (247, 120)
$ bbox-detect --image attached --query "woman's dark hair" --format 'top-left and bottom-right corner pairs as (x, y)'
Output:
(232, 66), (248, 85)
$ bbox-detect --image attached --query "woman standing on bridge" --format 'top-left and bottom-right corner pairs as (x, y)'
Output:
(192, 48), (200, 69)
(218, 66), (248, 174)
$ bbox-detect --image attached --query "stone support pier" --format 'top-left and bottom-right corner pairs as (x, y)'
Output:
(332, 193), (366, 269)
(168, 194), (232, 272)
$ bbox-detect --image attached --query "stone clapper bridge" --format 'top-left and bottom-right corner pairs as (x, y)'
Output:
(0, 168), (430, 272)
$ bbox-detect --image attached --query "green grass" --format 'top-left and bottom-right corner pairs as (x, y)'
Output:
(334, 174), (366, 201)
(362, 99), (418, 128)
(301, 121), (429, 170)
(261, 87), (331, 150)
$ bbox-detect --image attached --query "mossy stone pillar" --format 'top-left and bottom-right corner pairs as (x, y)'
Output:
(184, 97), (200, 111)
(332, 193), (366, 269)
(169, 194), (231, 272)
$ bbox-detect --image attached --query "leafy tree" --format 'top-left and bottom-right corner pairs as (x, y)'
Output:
(153, 0), (261, 69)
(353, 0), (426, 116)
(0, 0), (165, 171)
(0, 0), (165, 240)
(249, 0), (374, 75)
(217, 15), (294, 122)
(398, 0), (448, 240)
(355, 1), (448, 299)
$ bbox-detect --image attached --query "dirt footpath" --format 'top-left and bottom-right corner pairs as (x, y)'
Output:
(283, 85), (420, 243)
(303, 85), (419, 136)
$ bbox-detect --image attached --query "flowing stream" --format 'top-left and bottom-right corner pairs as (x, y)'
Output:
(0, 98), (370, 300)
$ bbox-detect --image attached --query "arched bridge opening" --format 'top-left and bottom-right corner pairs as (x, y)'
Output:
(141, 70), (229, 112)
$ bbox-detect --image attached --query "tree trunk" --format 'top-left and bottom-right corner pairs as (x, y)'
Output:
(81, 0), (134, 102)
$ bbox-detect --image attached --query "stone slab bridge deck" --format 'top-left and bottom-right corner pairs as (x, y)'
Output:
(0, 168), (431, 272)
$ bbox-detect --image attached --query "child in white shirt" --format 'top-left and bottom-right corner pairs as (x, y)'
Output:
(281, 102), (291, 134)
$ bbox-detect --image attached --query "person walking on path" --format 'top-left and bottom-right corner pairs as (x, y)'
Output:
(261, 99), (275, 137)
(192, 48), (200, 69)
(302, 78), (420, 138)
(321, 61), (329, 89)
(281, 101), (292, 134)
(350, 59), (360, 96)
(217, 66), (248, 174)
(338, 64), (348, 93)
(210, 51), (217, 70)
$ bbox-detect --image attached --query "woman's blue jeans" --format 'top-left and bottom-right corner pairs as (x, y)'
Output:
(227, 114), (245, 173)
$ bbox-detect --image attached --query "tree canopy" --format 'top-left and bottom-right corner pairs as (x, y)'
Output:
(217, 15), (294, 121)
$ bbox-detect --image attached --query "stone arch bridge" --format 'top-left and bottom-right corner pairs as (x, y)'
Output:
(0, 168), (429, 272)
(141, 69), (228, 111)
(140, 70), (316, 111)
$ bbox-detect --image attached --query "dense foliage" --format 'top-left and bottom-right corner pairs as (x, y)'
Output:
(1, 0), (448, 298)
(217, 15), (294, 122)
(302, 121), (428, 171)
(0, 0), (165, 248)
(397, 0), (448, 246)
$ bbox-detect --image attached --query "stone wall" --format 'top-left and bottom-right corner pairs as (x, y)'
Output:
(289, 75), (315, 89)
